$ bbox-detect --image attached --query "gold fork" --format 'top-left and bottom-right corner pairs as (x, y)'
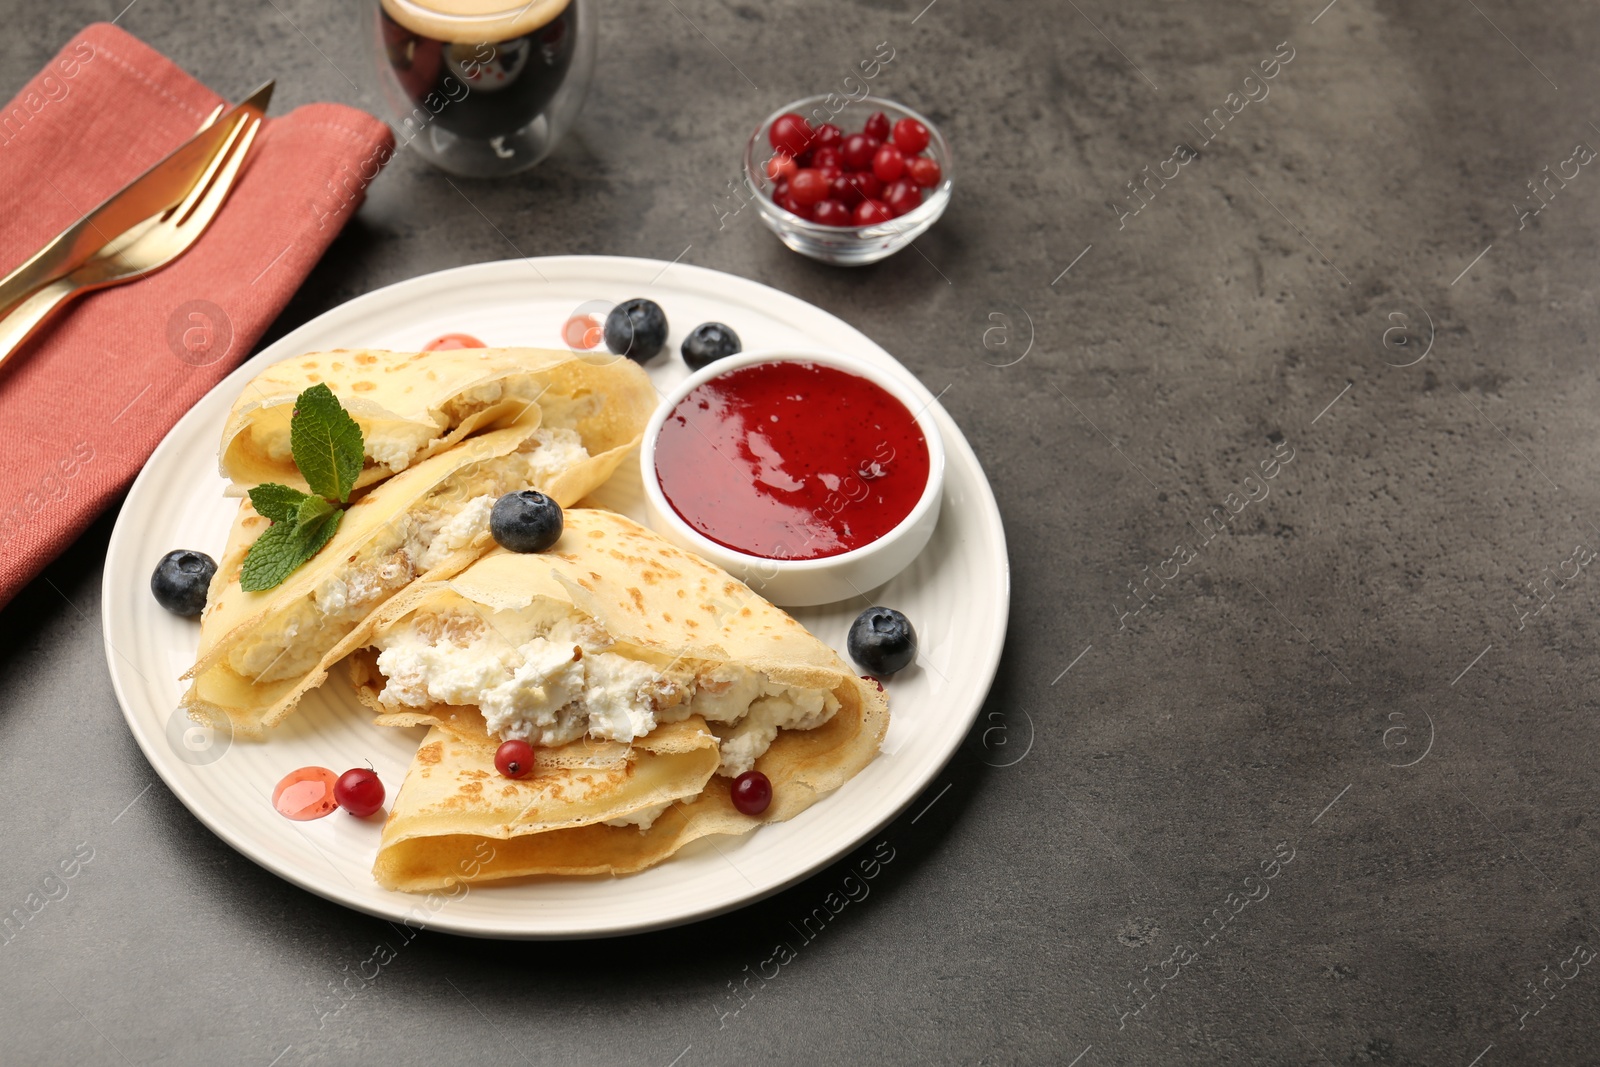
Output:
(0, 91), (267, 370)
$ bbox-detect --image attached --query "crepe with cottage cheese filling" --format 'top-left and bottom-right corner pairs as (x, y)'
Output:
(340, 508), (889, 890)
(218, 347), (648, 495)
(181, 386), (649, 736)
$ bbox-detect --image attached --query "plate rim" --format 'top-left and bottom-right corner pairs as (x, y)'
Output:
(101, 255), (1010, 938)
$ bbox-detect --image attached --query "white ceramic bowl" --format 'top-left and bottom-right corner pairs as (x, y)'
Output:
(639, 348), (945, 607)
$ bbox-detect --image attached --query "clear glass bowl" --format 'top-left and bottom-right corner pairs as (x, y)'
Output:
(369, 0), (597, 178)
(743, 95), (952, 266)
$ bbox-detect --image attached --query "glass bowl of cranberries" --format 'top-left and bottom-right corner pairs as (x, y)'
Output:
(743, 95), (951, 266)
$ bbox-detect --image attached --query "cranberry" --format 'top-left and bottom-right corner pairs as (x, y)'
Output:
(816, 164), (843, 185)
(789, 168), (829, 207)
(731, 770), (772, 815)
(908, 155), (942, 187)
(814, 122), (843, 148)
(495, 738), (535, 779)
(883, 180), (923, 217)
(812, 145), (843, 170)
(765, 152), (796, 183)
(793, 147), (815, 168)
(830, 173), (861, 205)
(864, 111), (891, 142)
(892, 117), (930, 154)
(872, 143), (906, 183)
(772, 177), (789, 200)
(333, 768), (385, 817)
(854, 198), (892, 226)
(841, 132), (880, 171)
(844, 171), (883, 202)
(778, 192), (813, 219)
(811, 198), (852, 226)
(769, 112), (813, 158)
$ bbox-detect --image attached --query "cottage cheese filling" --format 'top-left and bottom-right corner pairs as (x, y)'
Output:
(373, 608), (838, 775)
(604, 801), (671, 830)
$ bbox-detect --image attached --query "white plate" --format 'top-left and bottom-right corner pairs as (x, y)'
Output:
(101, 256), (1008, 939)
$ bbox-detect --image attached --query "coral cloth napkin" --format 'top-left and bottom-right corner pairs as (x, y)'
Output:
(0, 23), (394, 612)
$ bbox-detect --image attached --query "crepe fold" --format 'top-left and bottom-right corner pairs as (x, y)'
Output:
(181, 350), (653, 736)
(342, 508), (889, 891)
(218, 348), (652, 495)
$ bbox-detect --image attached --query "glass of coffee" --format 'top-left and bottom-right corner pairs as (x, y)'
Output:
(371, 0), (596, 177)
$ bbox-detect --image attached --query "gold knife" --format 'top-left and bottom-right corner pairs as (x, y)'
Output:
(0, 81), (273, 319)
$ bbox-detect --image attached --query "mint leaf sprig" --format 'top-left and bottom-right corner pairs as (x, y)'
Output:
(239, 384), (364, 592)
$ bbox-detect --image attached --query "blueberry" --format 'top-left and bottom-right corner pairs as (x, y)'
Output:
(490, 490), (564, 553)
(603, 298), (669, 363)
(151, 549), (217, 616)
(681, 322), (742, 371)
(847, 606), (917, 676)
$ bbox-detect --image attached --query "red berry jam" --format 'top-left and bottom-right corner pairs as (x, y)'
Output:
(654, 361), (930, 560)
(562, 315), (600, 349)
(272, 767), (340, 820)
(423, 333), (485, 351)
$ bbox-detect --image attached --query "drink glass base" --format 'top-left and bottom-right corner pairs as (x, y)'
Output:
(413, 115), (556, 178)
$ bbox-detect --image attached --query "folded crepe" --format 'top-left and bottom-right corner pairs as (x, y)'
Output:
(341, 508), (890, 891)
(218, 347), (649, 495)
(182, 353), (653, 736)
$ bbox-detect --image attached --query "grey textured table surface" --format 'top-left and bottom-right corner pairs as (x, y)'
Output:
(4, 0), (1599, 1064)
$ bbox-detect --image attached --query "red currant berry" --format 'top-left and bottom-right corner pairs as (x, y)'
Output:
(768, 112), (813, 158)
(765, 152), (796, 183)
(908, 155), (942, 187)
(872, 143), (906, 183)
(333, 768), (384, 817)
(811, 198), (852, 226)
(854, 198), (892, 226)
(883, 179), (923, 217)
(841, 132), (881, 171)
(812, 146), (843, 170)
(814, 123), (843, 148)
(495, 738), (535, 779)
(731, 770), (772, 815)
(864, 111), (891, 142)
(789, 168), (828, 207)
(892, 117), (930, 154)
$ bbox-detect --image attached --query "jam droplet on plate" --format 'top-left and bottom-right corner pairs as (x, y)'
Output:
(423, 332), (486, 351)
(273, 766), (340, 820)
